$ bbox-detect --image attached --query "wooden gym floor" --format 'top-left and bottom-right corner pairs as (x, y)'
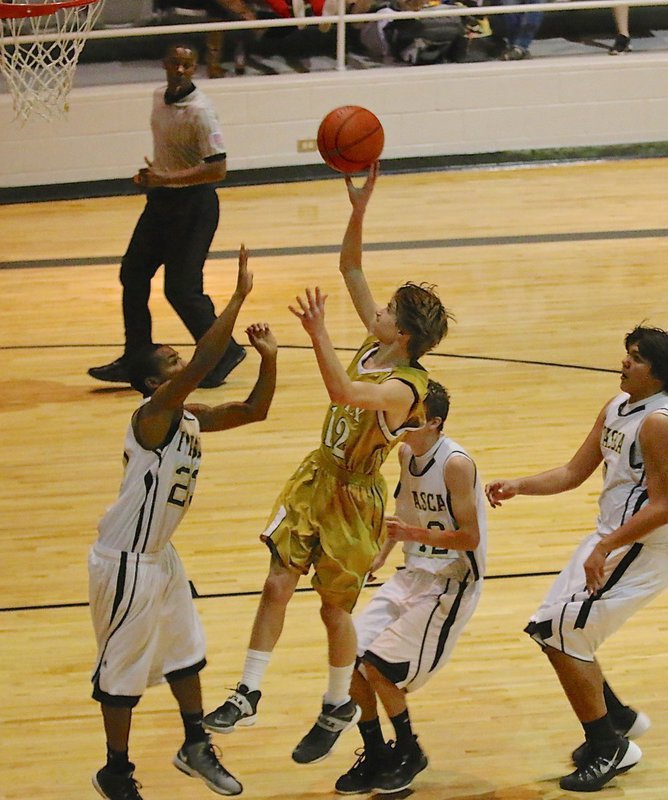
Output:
(1, 158), (668, 799)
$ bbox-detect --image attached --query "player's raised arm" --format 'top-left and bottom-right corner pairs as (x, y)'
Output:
(289, 286), (413, 419)
(340, 162), (380, 332)
(187, 323), (278, 432)
(134, 245), (253, 448)
(154, 245), (252, 406)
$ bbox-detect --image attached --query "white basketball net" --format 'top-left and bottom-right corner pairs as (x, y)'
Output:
(0, 0), (104, 123)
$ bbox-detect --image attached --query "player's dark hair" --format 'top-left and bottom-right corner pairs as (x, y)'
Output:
(424, 380), (450, 430)
(127, 345), (165, 397)
(393, 282), (452, 360)
(625, 325), (668, 390)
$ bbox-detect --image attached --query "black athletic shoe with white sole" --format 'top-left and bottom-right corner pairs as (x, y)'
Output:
(335, 745), (392, 794)
(373, 735), (428, 794)
(292, 699), (361, 764)
(92, 764), (144, 800)
(203, 683), (261, 733)
(560, 739), (641, 792)
(571, 710), (650, 767)
(173, 736), (242, 796)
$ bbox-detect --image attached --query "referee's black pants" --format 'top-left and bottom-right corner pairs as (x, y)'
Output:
(120, 184), (221, 354)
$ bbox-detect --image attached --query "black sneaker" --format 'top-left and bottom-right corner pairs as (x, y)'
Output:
(571, 710), (650, 767)
(335, 745), (391, 795)
(92, 764), (143, 800)
(560, 739), (641, 792)
(199, 343), (247, 388)
(173, 736), (242, 796)
(373, 736), (428, 794)
(292, 699), (362, 764)
(609, 34), (631, 54)
(203, 683), (261, 733)
(502, 44), (530, 61)
(88, 356), (130, 384)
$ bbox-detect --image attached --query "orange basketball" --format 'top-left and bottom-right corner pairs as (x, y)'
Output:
(317, 106), (384, 174)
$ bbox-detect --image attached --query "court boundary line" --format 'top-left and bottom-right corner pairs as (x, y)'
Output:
(0, 570), (560, 614)
(2, 228), (668, 271)
(0, 342), (619, 374)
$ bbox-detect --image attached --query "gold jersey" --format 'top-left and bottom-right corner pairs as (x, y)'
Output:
(261, 336), (431, 612)
(318, 335), (429, 477)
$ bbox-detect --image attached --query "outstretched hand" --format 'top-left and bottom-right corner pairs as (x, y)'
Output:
(235, 244), (254, 299)
(485, 479), (520, 508)
(246, 322), (277, 358)
(288, 287), (328, 337)
(345, 161), (379, 213)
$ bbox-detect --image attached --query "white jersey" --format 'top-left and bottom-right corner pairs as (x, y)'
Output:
(97, 405), (202, 554)
(597, 390), (668, 546)
(151, 86), (226, 186)
(395, 435), (487, 579)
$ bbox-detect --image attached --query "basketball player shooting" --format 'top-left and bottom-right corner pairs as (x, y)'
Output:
(203, 163), (451, 768)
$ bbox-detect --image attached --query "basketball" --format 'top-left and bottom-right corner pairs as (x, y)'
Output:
(317, 106), (384, 174)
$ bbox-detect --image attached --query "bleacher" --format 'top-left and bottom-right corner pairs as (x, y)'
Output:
(70, 0), (668, 78)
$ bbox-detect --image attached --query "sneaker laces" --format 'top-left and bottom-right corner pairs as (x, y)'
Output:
(119, 775), (143, 800)
(347, 747), (367, 775)
(199, 740), (233, 776)
(576, 751), (619, 782)
(128, 777), (143, 800)
(223, 685), (255, 715)
(385, 739), (405, 768)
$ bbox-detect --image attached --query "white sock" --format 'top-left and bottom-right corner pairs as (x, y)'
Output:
(323, 663), (355, 708)
(240, 649), (271, 692)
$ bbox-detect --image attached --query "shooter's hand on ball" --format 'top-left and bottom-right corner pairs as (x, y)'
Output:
(345, 160), (379, 213)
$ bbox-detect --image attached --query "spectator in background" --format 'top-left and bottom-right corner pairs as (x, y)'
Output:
(493, 0), (543, 60)
(349, 0), (424, 63)
(609, 5), (631, 54)
(171, 0), (258, 76)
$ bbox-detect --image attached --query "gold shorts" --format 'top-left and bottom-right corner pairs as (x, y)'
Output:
(261, 451), (387, 613)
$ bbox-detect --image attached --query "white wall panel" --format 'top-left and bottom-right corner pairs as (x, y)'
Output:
(1, 53), (667, 188)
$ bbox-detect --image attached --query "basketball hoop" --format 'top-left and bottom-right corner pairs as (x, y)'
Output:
(0, 0), (103, 123)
